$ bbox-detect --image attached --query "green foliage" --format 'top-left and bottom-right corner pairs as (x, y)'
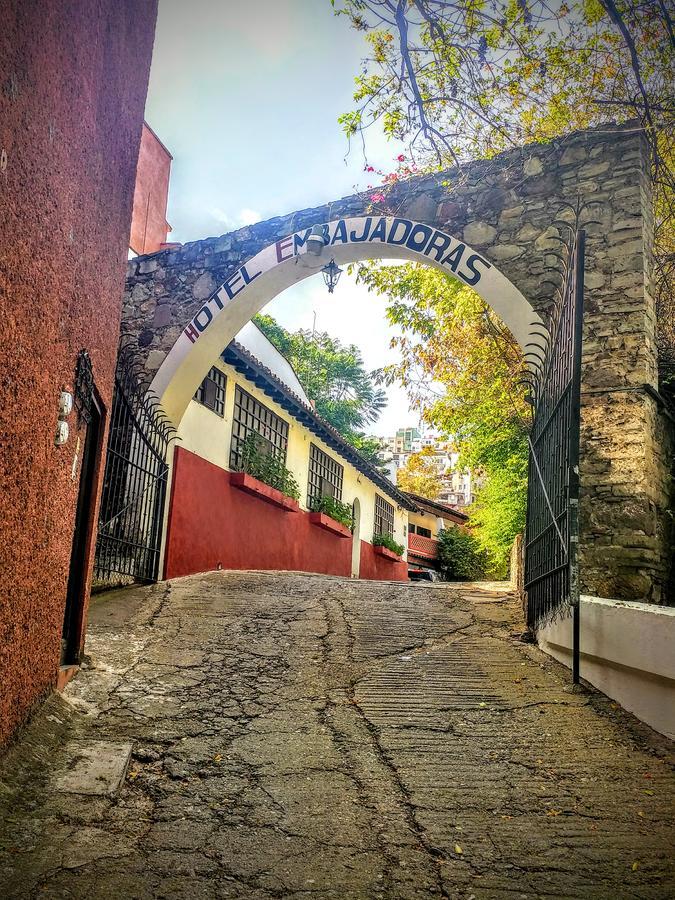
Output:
(468, 430), (528, 578)
(348, 433), (388, 471)
(254, 314), (386, 431)
(254, 313), (388, 461)
(333, 0), (672, 167)
(372, 533), (405, 557)
(436, 527), (489, 582)
(333, 0), (674, 365)
(358, 262), (529, 576)
(396, 447), (442, 500)
(239, 433), (300, 501)
(310, 495), (354, 529)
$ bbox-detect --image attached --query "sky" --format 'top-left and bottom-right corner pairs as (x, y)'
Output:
(144, 0), (420, 437)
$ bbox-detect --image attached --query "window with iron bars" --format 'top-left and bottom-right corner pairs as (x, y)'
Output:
(230, 385), (289, 471)
(307, 443), (344, 507)
(194, 366), (227, 416)
(374, 494), (395, 538)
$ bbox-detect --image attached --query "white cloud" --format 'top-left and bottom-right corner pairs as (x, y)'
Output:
(238, 208), (261, 226)
(210, 207), (234, 227)
(209, 207), (261, 230)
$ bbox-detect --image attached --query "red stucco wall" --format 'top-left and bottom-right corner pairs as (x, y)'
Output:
(0, 0), (157, 747)
(164, 448), (408, 582)
(129, 123), (173, 255)
(359, 542), (409, 582)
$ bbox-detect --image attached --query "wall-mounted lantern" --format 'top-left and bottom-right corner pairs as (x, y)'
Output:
(322, 258), (343, 294)
(306, 224), (326, 256)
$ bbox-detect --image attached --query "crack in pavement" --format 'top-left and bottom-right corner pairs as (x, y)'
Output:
(0, 571), (673, 899)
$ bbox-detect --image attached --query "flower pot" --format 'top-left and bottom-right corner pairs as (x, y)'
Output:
(309, 511), (351, 538)
(230, 472), (299, 512)
(374, 543), (403, 561)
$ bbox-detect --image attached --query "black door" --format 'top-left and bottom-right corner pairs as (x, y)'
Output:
(61, 395), (103, 666)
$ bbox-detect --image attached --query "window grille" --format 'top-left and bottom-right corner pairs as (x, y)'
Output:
(307, 443), (344, 507)
(195, 366), (227, 416)
(374, 494), (395, 537)
(230, 385), (289, 470)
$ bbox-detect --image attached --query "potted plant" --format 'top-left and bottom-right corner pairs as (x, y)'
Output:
(309, 496), (353, 538)
(372, 533), (405, 560)
(231, 433), (301, 511)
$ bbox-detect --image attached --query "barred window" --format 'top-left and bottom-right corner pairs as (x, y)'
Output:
(229, 385), (289, 470)
(194, 366), (226, 416)
(374, 494), (395, 537)
(307, 443), (344, 507)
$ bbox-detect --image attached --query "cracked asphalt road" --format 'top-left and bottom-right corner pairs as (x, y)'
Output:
(1, 571), (673, 899)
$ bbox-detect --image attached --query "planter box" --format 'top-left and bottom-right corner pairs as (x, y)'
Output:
(230, 472), (299, 512)
(309, 511), (352, 539)
(374, 543), (403, 562)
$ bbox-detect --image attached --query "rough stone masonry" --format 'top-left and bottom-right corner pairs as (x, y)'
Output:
(122, 123), (672, 602)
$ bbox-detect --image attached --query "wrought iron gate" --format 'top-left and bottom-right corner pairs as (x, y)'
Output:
(94, 346), (175, 586)
(524, 224), (585, 680)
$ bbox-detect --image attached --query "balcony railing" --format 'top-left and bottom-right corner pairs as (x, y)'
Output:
(408, 533), (438, 559)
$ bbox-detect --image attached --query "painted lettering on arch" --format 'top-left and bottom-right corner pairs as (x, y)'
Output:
(182, 217), (492, 345)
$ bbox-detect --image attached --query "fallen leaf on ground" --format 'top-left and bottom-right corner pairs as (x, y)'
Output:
(454, 844), (463, 854)
(632, 861), (639, 871)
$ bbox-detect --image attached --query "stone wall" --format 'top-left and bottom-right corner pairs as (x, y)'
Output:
(123, 124), (671, 603)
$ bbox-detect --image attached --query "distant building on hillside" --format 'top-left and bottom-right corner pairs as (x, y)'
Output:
(387, 426), (421, 454)
(380, 426), (480, 508)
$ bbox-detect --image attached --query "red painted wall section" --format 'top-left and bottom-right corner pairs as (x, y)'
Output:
(0, 0), (157, 747)
(129, 123), (173, 255)
(359, 543), (409, 582)
(165, 448), (406, 583)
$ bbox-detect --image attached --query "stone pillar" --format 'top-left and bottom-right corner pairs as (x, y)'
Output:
(572, 131), (668, 601)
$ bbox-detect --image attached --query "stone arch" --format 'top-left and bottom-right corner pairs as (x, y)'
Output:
(123, 124), (671, 602)
(148, 216), (543, 425)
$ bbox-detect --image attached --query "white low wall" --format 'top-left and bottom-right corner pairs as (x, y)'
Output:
(537, 596), (675, 740)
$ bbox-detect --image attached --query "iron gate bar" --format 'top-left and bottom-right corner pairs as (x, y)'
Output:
(524, 222), (585, 687)
(94, 345), (175, 586)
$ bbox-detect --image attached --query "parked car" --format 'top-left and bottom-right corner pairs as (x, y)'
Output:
(409, 568), (439, 583)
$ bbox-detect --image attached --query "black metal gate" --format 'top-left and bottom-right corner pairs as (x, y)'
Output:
(524, 225), (585, 680)
(94, 346), (175, 587)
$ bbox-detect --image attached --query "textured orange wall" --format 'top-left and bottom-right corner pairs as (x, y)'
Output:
(0, 0), (158, 747)
(129, 123), (173, 254)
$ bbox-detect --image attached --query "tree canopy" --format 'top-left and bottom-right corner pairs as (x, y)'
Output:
(396, 446), (443, 499)
(254, 314), (388, 465)
(358, 262), (529, 575)
(333, 0), (674, 366)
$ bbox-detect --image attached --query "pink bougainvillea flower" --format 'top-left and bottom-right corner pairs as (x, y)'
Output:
(397, 153), (406, 162)
(370, 192), (386, 203)
(365, 165), (375, 172)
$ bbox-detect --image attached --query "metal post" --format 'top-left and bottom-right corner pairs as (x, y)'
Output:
(569, 229), (585, 684)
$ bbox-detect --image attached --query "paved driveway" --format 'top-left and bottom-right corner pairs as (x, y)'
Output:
(1, 572), (673, 898)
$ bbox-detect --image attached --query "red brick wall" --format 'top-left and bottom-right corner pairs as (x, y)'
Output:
(129, 124), (173, 255)
(0, 0), (157, 747)
(164, 448), (408, 583)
